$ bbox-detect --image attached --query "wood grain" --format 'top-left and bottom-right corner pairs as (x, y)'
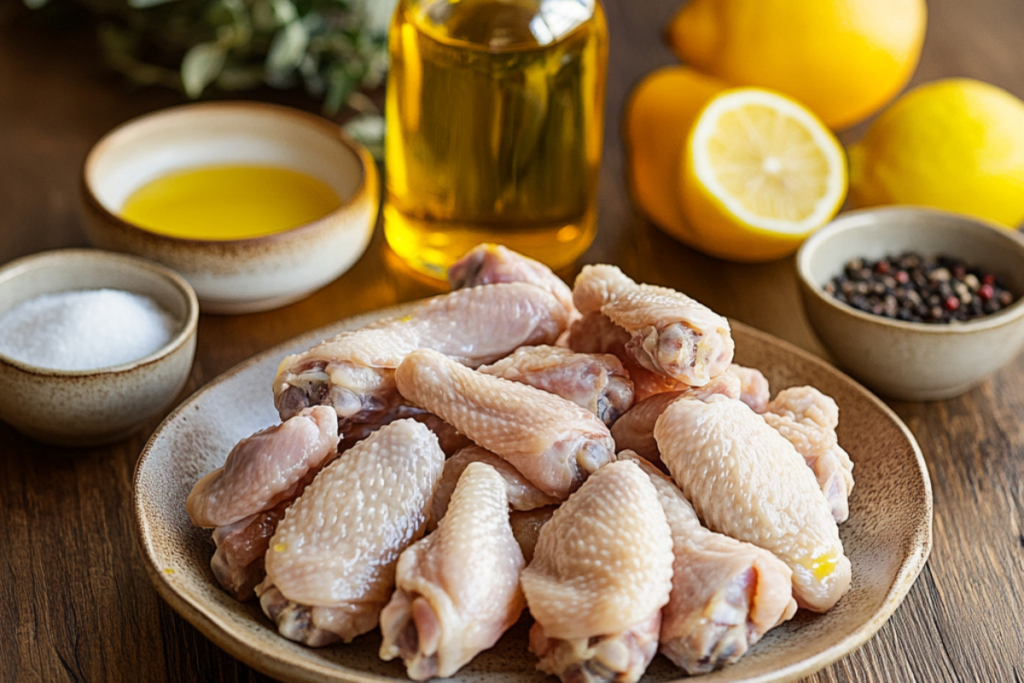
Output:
(1, 0), (1023, 681)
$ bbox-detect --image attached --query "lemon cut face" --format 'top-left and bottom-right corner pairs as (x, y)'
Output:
(689, 89), (847, 233)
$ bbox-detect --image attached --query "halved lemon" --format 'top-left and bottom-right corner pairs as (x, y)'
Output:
(679, 88), (848, 262)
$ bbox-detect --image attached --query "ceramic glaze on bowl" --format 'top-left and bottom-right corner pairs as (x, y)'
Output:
(81, 102), (379, 314)
(0, 249), (198, 447)
(134, 305), (932, 683)
(797, 207), (1024, 401)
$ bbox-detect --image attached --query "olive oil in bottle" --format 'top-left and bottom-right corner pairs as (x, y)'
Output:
(384, 0), (608, 279)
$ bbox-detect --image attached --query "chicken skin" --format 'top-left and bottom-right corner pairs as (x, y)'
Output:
(763, 387), (855, 523)
(620, 452), (797, 673)
(395, 349), (616, 499)
(568, 312), (687, 402)
(187, 406), (338, 529)
(729, 365), (770, 413)
(654, 396), (851, 612)
(258, 419), (444, 646)
(380, 462), (526, 680)
(610, 373), (741, 466)
(448, 243), (577, 321)
(208, 488), (303, 601)
(479, 345), (634, 426)
(273, 282), (568, 425)
(430, 446), (559, 528)
(521, 461), (674, 683)
(573, 265), (734, 387)
(186, 407), (339, 599)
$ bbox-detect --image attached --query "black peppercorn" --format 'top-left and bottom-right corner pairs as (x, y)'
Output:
(824, 252), (1016, 324)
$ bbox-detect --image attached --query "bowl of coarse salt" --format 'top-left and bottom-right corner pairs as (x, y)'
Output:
(0, 249), (198, 447)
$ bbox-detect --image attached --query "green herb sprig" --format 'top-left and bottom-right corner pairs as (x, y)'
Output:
(27, 0), (397, 116)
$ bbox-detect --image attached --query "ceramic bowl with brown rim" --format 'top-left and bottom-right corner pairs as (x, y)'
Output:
(0, 249), (199, 447)
(80, 102), (379, 315)
(797, 207), (1024, 401)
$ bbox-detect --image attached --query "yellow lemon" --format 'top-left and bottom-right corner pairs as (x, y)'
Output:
(679, 88), (847, 262)
(667, 0), (926, 130)
(849, 78), (1024, 228)
(623, 66), (728, 241)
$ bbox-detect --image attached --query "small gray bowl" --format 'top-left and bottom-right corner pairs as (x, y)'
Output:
(797, 207), (1024, 401)
(0, 249), (199, 446)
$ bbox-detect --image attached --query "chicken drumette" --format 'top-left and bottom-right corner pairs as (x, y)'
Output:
(379, 462), (526, 680)
(395, 349), (616, 499)
(573, 265), (734, 387)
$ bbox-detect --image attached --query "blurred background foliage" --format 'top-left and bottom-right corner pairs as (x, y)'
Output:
(24, 0), (397, 120)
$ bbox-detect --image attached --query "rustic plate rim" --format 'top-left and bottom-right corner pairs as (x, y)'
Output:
(133, 305), (933, 683)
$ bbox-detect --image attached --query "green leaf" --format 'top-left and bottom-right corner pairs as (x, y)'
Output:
(181, 42), (227, 98)
(269, 0), (297, 25)
(266, 20), (308, 75)
(23, 0), (51, 10)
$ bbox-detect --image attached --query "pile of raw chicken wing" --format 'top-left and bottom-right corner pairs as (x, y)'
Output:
(187, 244), (855, 682)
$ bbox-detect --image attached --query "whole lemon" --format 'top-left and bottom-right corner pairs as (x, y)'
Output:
(667, 0), (927, 130)
(623, 66), (727, 242)
(849, 78), (1024, 228)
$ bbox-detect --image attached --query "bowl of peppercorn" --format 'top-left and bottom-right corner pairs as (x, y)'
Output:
(796, 207), (1024, 401)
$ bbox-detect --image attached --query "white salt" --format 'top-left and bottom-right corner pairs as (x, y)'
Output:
(0, 289), (178, 370)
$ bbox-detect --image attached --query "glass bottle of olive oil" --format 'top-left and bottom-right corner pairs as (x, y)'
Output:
(384, 0), (608, 279)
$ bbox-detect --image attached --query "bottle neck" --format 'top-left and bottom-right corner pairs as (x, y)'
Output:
(403, 0), (597, 50)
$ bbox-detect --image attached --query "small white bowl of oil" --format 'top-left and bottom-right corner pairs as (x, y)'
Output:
(80, 102), (379, 314)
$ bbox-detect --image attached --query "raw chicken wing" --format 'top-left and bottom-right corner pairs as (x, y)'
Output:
(573, 265), (734, 386)
(430, 446), (559, 527)
(379, 462), (526, 679)
(448, 243), (577, 321)
(274, 282), (568, 424)
(521, 460), (674, 683)
(258, 419), (444, 646)
(187, 406), (338, 529)
(479, 345), (634, 425)
(655, 396), (850, 612)
(395, 349), (616, 499)
(763, 387), (855, 523)
(188, 406), (339, 598)
(568, 312), (683, 402)
(620, 452), (797, 673)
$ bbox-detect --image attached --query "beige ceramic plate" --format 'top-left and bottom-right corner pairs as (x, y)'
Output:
(134, 305), (932, 683)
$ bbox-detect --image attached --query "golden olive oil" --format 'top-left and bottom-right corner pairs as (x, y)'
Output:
(384, 0), (608, 279)
(120, 165), (341, 240)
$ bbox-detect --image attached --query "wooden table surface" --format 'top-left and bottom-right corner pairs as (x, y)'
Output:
(2, 1), (1023, 681)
